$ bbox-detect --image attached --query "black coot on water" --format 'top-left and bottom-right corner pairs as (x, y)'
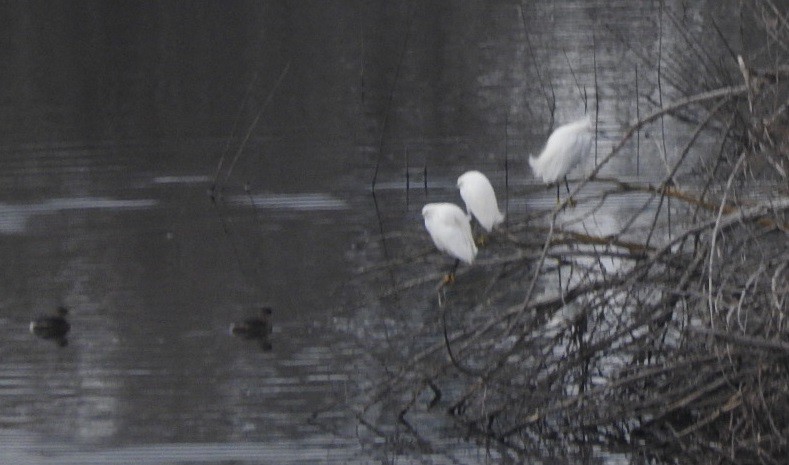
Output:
(230, 307), (273, 350)
(30, 306), (71, 347)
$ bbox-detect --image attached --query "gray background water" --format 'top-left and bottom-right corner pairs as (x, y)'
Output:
(0, 1), (744, 463)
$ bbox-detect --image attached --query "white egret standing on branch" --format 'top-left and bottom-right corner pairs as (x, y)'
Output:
(457, 170), (505, 234)
(529, 116), (593, 204)
(421, 202), (477, 282)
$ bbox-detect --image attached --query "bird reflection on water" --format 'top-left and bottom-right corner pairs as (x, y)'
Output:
(229, 307), (273, 351)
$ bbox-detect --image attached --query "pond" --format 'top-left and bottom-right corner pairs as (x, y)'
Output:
(1, 1), (777, 464)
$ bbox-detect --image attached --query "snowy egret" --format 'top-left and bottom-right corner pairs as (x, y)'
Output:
(422, 203), (477, 281)
(457, 170), (505, 233)
(30, 306), (70, 346)
(528, 116), (593, 203)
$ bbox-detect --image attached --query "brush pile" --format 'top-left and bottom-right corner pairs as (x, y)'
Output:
(353, 2), (788, 463)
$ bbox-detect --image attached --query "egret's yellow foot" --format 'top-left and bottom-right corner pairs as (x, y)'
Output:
(442, 273), (456, 285)
(474, 234), (488, 247)
(557, 196), (577, 208)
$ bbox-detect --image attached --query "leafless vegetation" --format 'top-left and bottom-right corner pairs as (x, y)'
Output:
(349, 2), (788, 463)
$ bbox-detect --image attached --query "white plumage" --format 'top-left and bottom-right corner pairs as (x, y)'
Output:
(457, 170), (505, 232)
(529, 116), (593, 184)
(421, 203), (478, 265)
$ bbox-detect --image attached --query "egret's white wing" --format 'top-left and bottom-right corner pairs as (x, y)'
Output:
(423, 203), (477, 264)
(457, 171), (504, 232)
(529, 117), (593, 183)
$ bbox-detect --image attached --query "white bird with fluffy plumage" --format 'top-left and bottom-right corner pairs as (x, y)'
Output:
(457, 170), (505, 233)
(421, 202), (478, 266)
(529, 116), (593, 202)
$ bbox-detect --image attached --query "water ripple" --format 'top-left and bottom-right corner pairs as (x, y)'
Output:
(227, 193), (349, 211)
(0, 197), (157, 234)
(3, 436), (363, 465)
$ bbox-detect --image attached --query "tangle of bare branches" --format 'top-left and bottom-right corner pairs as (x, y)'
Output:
(349, 2), (788, 463)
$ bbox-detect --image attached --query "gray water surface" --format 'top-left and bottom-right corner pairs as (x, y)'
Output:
(0, 1), (745, 463)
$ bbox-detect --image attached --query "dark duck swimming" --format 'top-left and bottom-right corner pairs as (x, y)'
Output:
(30, 306), (71, 346)
(230, 307), (272, 338)
(230, 307), (273, 350)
